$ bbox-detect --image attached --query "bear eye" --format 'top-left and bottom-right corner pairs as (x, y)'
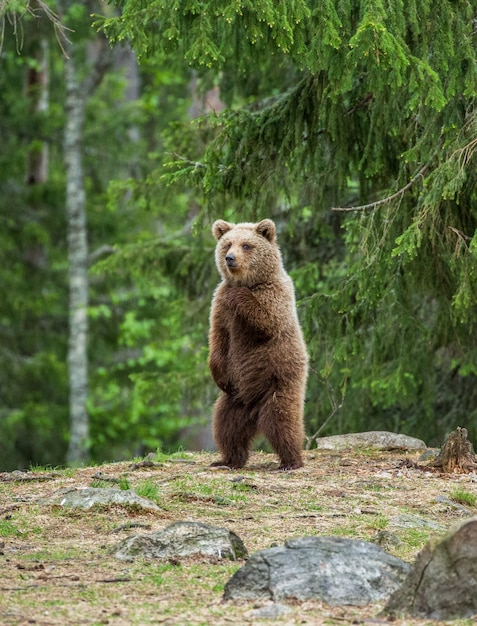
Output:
(242, 244), (251, 251)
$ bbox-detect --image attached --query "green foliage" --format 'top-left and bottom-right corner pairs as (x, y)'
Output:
(0, 2), (210, 470)
(97, 0), (311, 65)
(87, 219), (216, 462)
(2, 0), (477, 471)
(96, 0), (477, 448)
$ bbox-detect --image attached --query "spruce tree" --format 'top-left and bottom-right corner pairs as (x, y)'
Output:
(98, 0), (477, 445)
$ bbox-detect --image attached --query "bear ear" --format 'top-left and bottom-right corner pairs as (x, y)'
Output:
(256, 219), (276, 243)
(213, 220), (233, 240)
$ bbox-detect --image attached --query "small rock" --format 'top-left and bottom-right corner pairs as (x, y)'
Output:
(113, 521), (248, 562)
(389, 514), (445, 531)
(245, 603), (293, 619)
(39, 487), (162, 511)
(434, 495), (473, 515)
(373, 530), (402, 550)
(418, 448), (439, 462)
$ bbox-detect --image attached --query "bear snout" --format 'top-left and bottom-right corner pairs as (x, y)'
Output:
(225, 253), (238, 268)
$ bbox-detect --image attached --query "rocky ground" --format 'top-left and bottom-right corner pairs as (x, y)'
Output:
(1, 445), (476, 625)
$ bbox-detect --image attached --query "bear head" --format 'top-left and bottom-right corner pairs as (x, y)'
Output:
(212, 219), (283, 287)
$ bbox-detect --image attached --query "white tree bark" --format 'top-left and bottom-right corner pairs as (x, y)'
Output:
(63, 32), (113, 465)
(64, 50), (89, 465)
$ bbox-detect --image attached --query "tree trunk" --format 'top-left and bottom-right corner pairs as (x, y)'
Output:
(61, 20), (114, 464)
(25, 37), (49, 185)
(64, 50), (89, 465)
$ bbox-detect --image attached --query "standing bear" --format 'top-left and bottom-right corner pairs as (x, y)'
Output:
(209, 218), (308, 470)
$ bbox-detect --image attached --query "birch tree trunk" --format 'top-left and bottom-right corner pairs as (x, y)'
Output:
(63, 30), (113, 465)
(64, 50), (89, 465)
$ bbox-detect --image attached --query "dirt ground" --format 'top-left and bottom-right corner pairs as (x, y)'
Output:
(1, 448), (476, 626)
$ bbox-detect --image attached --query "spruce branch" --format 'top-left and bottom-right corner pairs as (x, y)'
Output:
(168, 152), (207, 169)
(451, 137), (477, 169)
(448, 226), (471, 242)
(0, 0), (72, 55)
(331, 164), (429, 212)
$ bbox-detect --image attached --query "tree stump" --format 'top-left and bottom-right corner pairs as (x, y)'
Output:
(430, 427), (477, 473)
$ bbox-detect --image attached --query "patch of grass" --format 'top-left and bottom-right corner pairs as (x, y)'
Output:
(89, 475), (130, 489)
(29, 464), (76, 477)
(0, 509), (43, 537)
(118, 475), (131, 490)
(187, 562), (239, 591)
(21, 546), (85, 561)
(231, 481), (256, 494)
(134, 559), (240, 610)
(135, 479), (160, 502)
(50, 506), (84, 520)
(367, 514), (389, 531)
(90, 479), (114, 488)
(330, 525), (361, 539)
(141, 562), (180, 585)
(304, 503), (324, 512)
(28, 464), (54, 472)
(450, 487), (476, 507)
(362, 481), (388, 492)
(170, 475), (250, 506)
(400, 528), (431, 550)
(153, 445), (193, 463)
(0, 518), (22, 537)
(78, 587), (99, 602)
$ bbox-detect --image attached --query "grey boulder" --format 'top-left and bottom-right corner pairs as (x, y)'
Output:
(224, 536), (410, 605)
(385, 517), (477, 619)
(315, 431), (426, 451)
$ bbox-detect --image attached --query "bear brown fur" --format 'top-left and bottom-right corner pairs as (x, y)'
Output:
(208, 218), (308, 470)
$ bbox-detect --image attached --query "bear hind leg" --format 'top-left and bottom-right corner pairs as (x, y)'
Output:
(258, 392), (304, 471)
(211, 394), (257, 469)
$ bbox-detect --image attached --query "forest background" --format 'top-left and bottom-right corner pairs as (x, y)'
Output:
(1, 0), (476, 471)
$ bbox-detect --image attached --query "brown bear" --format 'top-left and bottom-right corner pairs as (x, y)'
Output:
(208, 218), (308, 470)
